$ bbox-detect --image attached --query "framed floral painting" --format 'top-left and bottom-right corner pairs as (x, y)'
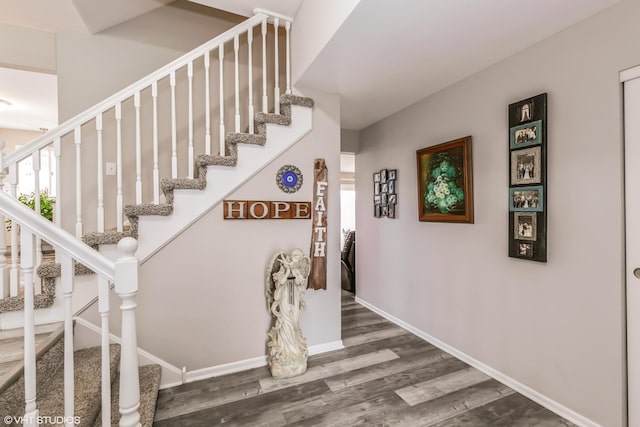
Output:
(416, 136), (474, 223)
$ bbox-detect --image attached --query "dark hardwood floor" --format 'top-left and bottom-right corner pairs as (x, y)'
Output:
(153, 292), (574, 426)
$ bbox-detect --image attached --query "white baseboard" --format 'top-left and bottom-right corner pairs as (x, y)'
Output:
(184, 340), (344, 384)
(73, 317), (184, 389)
(354, 297), (600, 427)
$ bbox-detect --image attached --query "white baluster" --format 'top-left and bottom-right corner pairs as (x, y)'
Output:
(31, 151), (42, 294)
(21, 229), (39, 426)
(204, 53), (211, 155)
(273, 18), (280, 115)
(134, 92), (142, 204)
(97, 113), (105, 232)
(9, 164), (18, 297)
(54, 138), (62, 262)
(61, 253), (75, 423)
(74, 127), (83, 239)
(170, 71), (178, 179)
(234, 34), (240, 133)
(188, 62), (194, 179)
(0, 140), (8, 299)
(247, 28), (255, 134)
(115, 238), (140, 427)
(152, 83), (159, 205)
(285, 21), (292, 95)
(219, 45), (226, 156)
(261, 19), (268, 113)
(115, 103), (124, 232)
(98, 276), (111, 427)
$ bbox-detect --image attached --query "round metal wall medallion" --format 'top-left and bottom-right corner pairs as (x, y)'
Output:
(276, 165), (303, 193)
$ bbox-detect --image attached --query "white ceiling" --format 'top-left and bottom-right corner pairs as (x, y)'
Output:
(296, 0), (623, 130)
(186, 0), (303, 18)
(0, 67), (58, 131)
(0, 0), (623, 133)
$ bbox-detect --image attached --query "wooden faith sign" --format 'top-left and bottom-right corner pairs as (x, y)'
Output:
(308, 159), (328, 290)
(223, 200), (312, 219)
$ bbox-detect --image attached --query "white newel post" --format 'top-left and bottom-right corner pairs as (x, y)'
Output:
(285, 21), (291, 95)
(115, 237), (140, 427)
(21, 229), (39, 426)
(0, 140), (8, 299)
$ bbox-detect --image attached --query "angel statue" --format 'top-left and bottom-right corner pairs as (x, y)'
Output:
(265, 248), (311, 379)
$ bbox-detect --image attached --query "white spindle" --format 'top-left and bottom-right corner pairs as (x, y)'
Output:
(134, 92), (142, 204)
(152, 83), (159, 205)
(54, 138), (62, 263)
(96, 113), (105, 232)
(170, 71), (178, 179)
(74, 127), (83, 239)
(285, 21), (291, 95)
(248, 28), (255, 134)
(115, 238), (140, 427)
(9, 164), (18, 297)
(188, 62), (194, 179)
(261, 19), (268, 113)
(21, 229), (39, 426)
(273, 18), (280, 115)
(204, 53), (211, 155)
(0, 140), (7, 299)
(32, 151), (42, 290)
(219, 45), (226, 156)
(61, 253), (75, 424)
(115, 103), (124, 232)
(98, 276), (111, 427)
(234, 35), (240, 133)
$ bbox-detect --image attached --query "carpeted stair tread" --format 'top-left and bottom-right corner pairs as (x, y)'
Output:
(124, 203), (173, 218)
(280, 94), (315, 108)
(31, 344), (120, 427)
(82, 231), (130, 248)
(225, 132), (267, 146)
(160, 177), (206, 192)
(0, 334), (65, 416)
(93, 364), (161, 427)
(254, 112), (291, 127)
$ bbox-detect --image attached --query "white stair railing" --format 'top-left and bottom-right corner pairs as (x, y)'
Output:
(0, 10), (292, 307)
(0, 190), (141, 426)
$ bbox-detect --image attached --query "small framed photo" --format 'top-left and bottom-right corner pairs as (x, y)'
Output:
(381, 206), (388, 217)
(388, 194), (397, 204)
(514, 212), (537, 241)
(388, 204), (396, 218)
(381, 193), (388, 205)
(373, 172), (381, 183)
(374, 204), (381, 218)
(381, 183), (388, 193)
(389, 169), (397, 180)
(510, 120), (542, 149)
(517, 99), (534, 123)
(509, 186), (543, 212)
(517, 241), (533, 258)
(374, 183), (380, 195)
(380, 169), (388, 183)
(388, 180), (395, 194)
(511, 146), (541, 185)
(374, 195), (381, 204)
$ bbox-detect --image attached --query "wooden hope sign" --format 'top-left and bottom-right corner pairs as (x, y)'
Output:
(308, 159), (328, 290)
(223, 200), (311, 219)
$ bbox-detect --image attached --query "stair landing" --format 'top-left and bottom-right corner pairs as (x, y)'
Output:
(0, 322), (63, 394)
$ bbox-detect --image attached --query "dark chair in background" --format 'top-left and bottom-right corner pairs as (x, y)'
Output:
(341, 230), (356, 293)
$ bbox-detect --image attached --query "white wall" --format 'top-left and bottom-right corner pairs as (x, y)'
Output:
(0, 23), (56, 74)
(356, 1), (637, 426)
(84, 87), (342, 370)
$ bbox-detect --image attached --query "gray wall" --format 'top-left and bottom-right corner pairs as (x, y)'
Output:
(356, 1), (638, 425)
(341, 128), (360, 153)
(87, 87), (342, 370)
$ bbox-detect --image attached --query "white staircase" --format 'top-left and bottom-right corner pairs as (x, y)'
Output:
(0, 9), (315, 426)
